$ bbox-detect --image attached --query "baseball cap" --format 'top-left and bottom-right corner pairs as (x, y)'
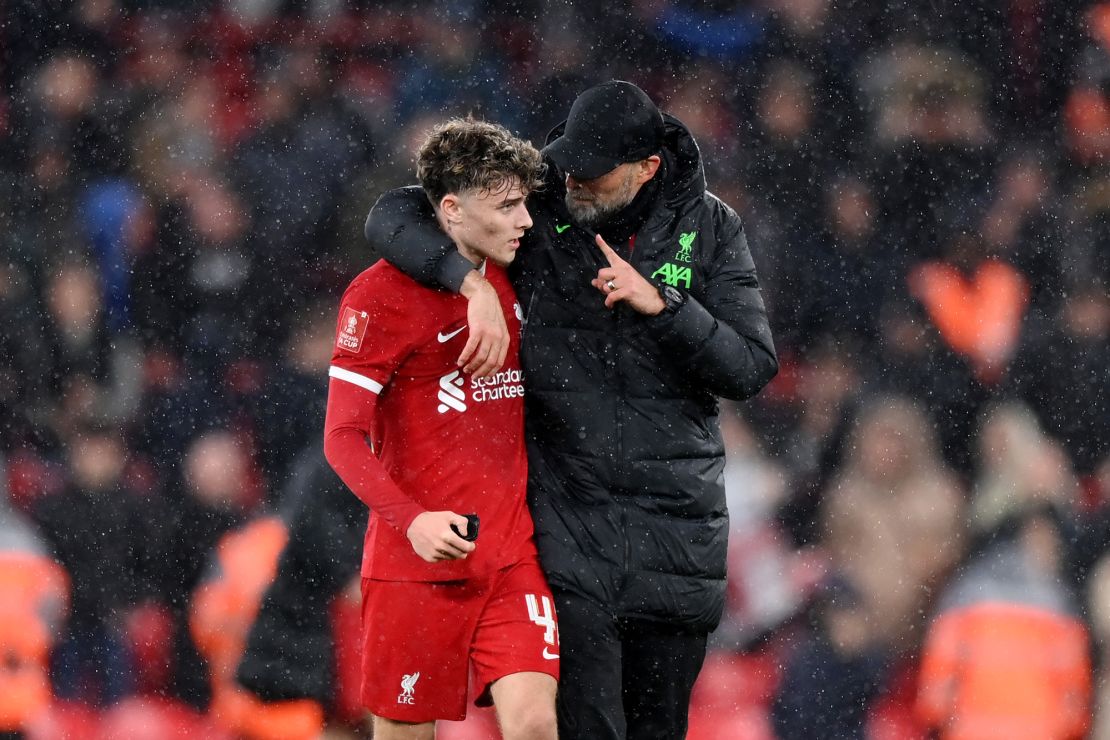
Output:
(543, 80), (665, 180)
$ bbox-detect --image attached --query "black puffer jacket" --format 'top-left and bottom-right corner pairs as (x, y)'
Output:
(366, 116), (777, 631)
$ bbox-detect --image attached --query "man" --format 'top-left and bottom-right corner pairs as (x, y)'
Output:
(365, 80), (778, 739)
(323, 119), (558, 740)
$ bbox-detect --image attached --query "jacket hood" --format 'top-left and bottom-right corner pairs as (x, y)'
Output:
(543, 113), (707, 205)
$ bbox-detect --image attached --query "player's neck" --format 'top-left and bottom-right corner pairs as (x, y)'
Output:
(434, 208), (486, 270)
(454, 245), (485, 270)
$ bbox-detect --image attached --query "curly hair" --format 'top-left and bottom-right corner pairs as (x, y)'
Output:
(416, 118), (545, 204)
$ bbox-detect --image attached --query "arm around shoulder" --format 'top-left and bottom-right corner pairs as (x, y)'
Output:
(364, 186), (472, 291)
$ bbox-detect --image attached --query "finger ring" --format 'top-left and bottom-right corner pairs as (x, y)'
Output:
(605, 280), (616, 291)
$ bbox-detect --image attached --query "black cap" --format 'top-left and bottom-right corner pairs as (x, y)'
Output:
(543, 80), (665, 180)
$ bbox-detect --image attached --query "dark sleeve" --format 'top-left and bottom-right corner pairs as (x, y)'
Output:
(640, 199), (778, 401)
(363, 186), (475, 293)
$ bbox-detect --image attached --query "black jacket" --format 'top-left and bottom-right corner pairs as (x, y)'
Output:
(366, 116), (777, 631)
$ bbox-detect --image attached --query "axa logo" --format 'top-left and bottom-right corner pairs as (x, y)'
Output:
(652, 262), (692, 289)
(437, 371), (467, 414)
(397, 671), (420, 704)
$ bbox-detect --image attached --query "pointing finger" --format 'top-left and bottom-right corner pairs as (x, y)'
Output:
(595, 234), (621, 265)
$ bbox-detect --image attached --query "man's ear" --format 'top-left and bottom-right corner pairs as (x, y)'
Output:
(440, 193), (462, 224)
(637, 155), (662, 184)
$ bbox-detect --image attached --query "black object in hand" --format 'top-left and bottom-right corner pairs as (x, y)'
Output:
(451, 514), (480, 542)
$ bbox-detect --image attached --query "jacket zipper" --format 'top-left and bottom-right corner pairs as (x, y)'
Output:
(616, 235), (635, 577)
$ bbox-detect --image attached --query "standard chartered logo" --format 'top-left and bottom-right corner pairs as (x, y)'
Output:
(471, 369), (525, 402)
(436, 369), (525, 414)
(437, 371), (467, 414)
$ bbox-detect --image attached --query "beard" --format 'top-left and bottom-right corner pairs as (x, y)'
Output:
(563, 170), (639, 229)
(565, 193), (628, 229)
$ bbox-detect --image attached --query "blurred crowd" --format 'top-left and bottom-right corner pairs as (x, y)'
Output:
(1, 0), (1109, 738)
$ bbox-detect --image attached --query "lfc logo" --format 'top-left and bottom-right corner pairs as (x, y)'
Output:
(397, 671), (420, 704)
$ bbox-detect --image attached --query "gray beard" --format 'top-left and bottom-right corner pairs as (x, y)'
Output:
(564, 192), (633, 230)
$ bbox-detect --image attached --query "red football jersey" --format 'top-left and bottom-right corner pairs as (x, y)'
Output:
(324, 260), (536, 582)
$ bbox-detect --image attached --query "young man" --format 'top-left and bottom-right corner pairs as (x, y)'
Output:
(365, 81), (778, 739)
(323, 119), (558, 740)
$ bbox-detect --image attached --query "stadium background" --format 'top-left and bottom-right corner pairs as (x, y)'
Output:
(1, 0), (1108, 737)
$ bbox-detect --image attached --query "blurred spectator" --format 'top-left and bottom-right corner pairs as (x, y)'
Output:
(393, 12), (523, 131)
(1065, 3), (1110, 165)
(770, 576), (887, 740)
(234, 446), (364, 732)
(663, 62), (745, 200)
(176, 177), (260, 375)
(773, 394), (966, 738)
(231, 49), (375, 280)
(861, 42), (996, 260)
(41, 262), (114, 412)
(771, 342), (861, 547)
(917, 402), (1091, 739)
(132, 77), (223, 197)
(1011, 276), (1110, 475)
(160, 429), (257, 708)
(0, 263), (51, 448)
(78, 176), (147, 336)
(0, 453), (71, 736)
(822, 394), (965, 655)
(789, 175), (899, 354)
(26, 52), (130, 182)
(1088, 455), (1110, 740)
(971, 401), (1081, 532)
(30, 423), (148, 707)
(189, 513), (325, 739)
(714, 408), (804, 650)
(978, 147), (1063, 311)
(250, 304), (331, 488)
(868, 295), (983, 475)
(130, 346), (220, 467)
(743, 58), (824, 240)
(755, 0), (865, 162)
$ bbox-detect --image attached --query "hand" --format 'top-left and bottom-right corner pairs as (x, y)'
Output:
(458, 272), (509, 377)
(590, 234), (666, 314)
(406, 511), (477, 563)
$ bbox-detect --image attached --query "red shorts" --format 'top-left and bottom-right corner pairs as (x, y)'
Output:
(360, 557), (559, 723)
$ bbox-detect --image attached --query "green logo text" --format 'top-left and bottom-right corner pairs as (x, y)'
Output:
(652, 263), (692, 289)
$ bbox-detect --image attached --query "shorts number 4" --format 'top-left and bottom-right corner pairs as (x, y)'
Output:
(525, 594), (559, 659)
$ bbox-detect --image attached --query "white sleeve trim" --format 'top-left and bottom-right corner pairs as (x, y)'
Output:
(329, 366), (384, 394)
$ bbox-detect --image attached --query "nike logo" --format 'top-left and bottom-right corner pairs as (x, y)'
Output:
(542, 647), (559, 660)
(555, 224), (571, 233)
(437, 326), (466, 343)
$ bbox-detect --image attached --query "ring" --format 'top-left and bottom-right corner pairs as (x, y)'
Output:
(605, 280), (616, 292)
